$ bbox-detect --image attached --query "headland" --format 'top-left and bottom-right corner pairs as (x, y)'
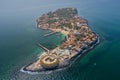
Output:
(21, 8), (100, 73)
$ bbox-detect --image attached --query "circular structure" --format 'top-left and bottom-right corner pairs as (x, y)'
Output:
(40, 54), (59, 69)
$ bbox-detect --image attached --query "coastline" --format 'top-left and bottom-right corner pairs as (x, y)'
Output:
(20, 33), (100, 74)
(20, 8), (101, 74)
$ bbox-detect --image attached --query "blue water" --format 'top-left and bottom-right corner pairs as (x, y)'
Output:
(0, 0), (120, 80)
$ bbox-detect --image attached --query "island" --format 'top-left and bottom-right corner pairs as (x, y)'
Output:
(21, 8), (100, 73)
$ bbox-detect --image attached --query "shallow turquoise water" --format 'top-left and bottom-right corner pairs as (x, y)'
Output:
(0, 0), (120, 80)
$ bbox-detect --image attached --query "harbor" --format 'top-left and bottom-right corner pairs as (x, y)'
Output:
(21, 34), (99, 73)
(21, 8), (100, 73)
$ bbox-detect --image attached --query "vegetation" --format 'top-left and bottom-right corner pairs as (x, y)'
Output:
(47, 20), (57, 24)
(55, 8), (78, 19)
(76, 36), (82, 41)
(62, 23), (72, 29)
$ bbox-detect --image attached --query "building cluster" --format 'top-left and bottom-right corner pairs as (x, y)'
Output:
(24, 8), (99, 71)
(37, 12), (88, 30)
(37, 8), (98, 65)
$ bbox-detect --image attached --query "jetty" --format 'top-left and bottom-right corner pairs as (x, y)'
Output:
(37, 43), (50, 53)
(42, 32), (57, 37)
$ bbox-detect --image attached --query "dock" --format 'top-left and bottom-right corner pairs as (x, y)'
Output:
(37, 43), (50, 53)
(41, 32), (58, 38)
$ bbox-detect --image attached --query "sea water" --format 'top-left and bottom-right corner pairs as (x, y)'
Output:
(0, 0), (120, 80)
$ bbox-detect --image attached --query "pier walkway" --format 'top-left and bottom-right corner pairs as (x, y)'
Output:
(41, 32), (58, 38)
(37, 43), (50, 53)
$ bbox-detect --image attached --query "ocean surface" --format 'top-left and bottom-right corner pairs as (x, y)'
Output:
(0, 0), (120, 80)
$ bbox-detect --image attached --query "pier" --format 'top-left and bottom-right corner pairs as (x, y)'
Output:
(37, 31), (58, 53)
(41, 32), (58, 38)
(37, 43), (50, 53)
